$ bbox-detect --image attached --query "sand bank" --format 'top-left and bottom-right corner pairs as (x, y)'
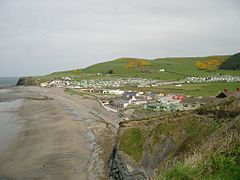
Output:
(0, 87), (121, 180)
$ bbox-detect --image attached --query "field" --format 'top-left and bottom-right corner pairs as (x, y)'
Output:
(115, 82), (240, 97)
(38, 55), (240, 82)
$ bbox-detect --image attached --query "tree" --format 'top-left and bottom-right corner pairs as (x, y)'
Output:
(107, 69), (114, 74)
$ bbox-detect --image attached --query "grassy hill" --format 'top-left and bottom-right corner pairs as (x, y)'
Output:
(38, 54), (240, 83)
(220, 52), (240, 70)
(82, 56), (235, 80)
(109, 97), (240, 179)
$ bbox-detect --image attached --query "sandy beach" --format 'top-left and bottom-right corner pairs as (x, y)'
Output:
(0, 87), (121, 180)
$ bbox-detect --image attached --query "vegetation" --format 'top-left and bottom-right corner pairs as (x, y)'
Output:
(161, 142), (240, 180)
(220, 52), (240, 70)
(119, 128), (145, 162)
(124, 59), (151, 69)
(16, 77), (40, 86)
(37, 54), (240, 83)
(107, 69), (114, 74)
(117, 97), (240, 179)
(115, 82), (240, 97)
(196, 56), (225, 70)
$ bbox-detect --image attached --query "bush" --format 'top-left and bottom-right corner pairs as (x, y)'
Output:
(107, 69), (114, 74)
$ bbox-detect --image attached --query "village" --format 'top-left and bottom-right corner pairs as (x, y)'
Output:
(39, 75), (240, 116)
(41, 75), (240, 89)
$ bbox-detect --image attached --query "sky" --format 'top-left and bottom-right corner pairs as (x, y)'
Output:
(0, 0), (240, 77)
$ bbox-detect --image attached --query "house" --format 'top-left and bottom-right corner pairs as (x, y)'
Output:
(181, 97), (212, 110)
(48, 80), (70, 88)
(144, 102), (182, 111)
(110, 98), (129, 108)
(172, 95), (186, 101)
(159, 95), (177, 103)
(61, 77), (71, 81)
(109, 91), (144, 109)
(131, 96), (148, 105)
(216, 92), (227, 98)
(230, 88), (240, 97)
(108, 89), (125, 95)
(40, 82), (48, 87)
(216, 88), (240, 98)
(145, 93), (158, 101)
(122, 91), (140, 99)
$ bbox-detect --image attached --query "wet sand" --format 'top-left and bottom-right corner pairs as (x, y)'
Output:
(0, 87), (121, 180)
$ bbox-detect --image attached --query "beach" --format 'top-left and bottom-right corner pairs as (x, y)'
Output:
(0, 87), (121, 180)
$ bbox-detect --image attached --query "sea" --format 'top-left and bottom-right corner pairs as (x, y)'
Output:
(0, 77), (19, 88)
(0, 77), (23, 152)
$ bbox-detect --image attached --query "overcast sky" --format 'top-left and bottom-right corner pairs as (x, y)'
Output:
(0, 0), (240, 76)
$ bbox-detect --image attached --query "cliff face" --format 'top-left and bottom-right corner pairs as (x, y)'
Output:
(16, 77), (40, 86)
(109, 97), (240, 179)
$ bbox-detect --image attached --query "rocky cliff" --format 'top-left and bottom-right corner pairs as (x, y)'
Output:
(109, 97), (240, 179)
(16, 77), (40, 86)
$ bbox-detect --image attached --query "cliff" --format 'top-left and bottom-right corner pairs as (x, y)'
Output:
(109, 97), (240, 179)
(16, 77), (40, 86)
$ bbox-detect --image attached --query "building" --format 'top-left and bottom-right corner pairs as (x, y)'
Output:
(181, 97), (212, 110)
(172, 95), (186, 101)
(122, 91), (140, 99)
(110, 98), (129, 108)
(216, 92), (227, 98)
(144, 102), (182, 111)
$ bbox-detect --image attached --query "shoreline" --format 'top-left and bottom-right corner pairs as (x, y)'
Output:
(0, 86), (122, 179)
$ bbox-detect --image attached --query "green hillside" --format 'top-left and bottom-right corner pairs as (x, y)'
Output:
(37, 54), (240, 82)
(220, 52), (240, 70)
(81, 55), (239, 80)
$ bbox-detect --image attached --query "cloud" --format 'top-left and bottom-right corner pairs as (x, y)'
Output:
(0, 0), (239, 76)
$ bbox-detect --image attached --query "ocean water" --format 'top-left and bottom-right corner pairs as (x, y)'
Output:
(0, 80), (23, 153)
(0, 77), (19, 88)
(0, 99), (23, 152)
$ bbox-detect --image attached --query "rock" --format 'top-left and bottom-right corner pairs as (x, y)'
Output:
(16, 77), (40, 86)
(109, 147), (147, 180)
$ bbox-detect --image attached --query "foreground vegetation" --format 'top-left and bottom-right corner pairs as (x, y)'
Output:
(162, 147), (240, 180)
(117, 97), (240, 179)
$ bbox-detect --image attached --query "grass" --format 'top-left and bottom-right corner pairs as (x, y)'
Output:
(157, 82), (240, 97)
(37, 55), (240, 83)
(119, 115), (218, 163)
(161, 150), (240, 180)
(151, 116), (216, 150)
(115, 82), (240, 97)
(117, 97), (240, 179)
(119, 128), (145, 162)
(82, 56), (240, 81)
